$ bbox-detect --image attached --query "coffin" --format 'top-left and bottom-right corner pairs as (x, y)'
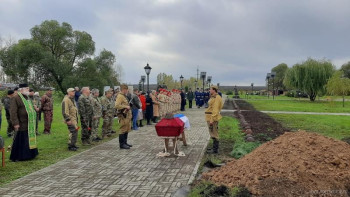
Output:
(155, 118), (184, 137)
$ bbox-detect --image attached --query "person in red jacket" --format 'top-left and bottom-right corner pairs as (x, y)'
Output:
(138, 92), (146, 127)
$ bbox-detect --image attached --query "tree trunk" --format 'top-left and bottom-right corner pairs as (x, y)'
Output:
(309, 92), (316, 101)
(343, 95), (345, 107)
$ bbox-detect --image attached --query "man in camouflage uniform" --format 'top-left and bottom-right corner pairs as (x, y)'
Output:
(115, 84), (132, 149)
(91, 89), (102, 141)
(33, 92), (41, 134)
(62, 88), (79, 151)
(78, 87), (94, 145)
(101, 89), (114, 139)
(41, 88), (54, 134)
(3, 90), (15, 137)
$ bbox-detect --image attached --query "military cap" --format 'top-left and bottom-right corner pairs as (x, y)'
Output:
(211, 85), (219, 91)
(67, 88), (75, 93)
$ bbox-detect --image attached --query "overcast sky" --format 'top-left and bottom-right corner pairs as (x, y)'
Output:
(1, 0), (350, 86)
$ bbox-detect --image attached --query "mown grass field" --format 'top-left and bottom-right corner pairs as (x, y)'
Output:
(0, 93), (120, 186)
(245, 99), (350, 140)
(269, 114), (350, 140)
(248, 99), (350, 113)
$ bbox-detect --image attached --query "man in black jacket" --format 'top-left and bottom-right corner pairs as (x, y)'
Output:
(187, 88), (194, 109)
(180, 89), (186, 111)
(3, 90), (15, 137)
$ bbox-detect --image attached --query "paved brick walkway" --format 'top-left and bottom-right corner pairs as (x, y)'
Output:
(0, 108), (209, 197)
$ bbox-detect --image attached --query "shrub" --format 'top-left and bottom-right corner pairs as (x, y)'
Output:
(226, 90), (233, 95)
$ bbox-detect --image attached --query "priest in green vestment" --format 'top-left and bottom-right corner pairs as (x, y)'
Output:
(10, 83), (38, 162)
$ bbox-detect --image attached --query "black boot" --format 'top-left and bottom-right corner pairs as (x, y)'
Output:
(213, 139), (219, 154)
(153, 117), (158, 123)
(139, 120), (144, 127)
(125, 133), (133, 147)
(119, 134), (130, 149)
(207, 139), (219, 154)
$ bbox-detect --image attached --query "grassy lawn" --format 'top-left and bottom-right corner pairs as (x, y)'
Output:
(247, 100), (350, 113)
(0, 93), (120, 186)
(269, 114), (350, 140)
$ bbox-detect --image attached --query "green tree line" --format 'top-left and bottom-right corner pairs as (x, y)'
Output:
(0, 20), (120, 94)
(268, 58), (350, 102)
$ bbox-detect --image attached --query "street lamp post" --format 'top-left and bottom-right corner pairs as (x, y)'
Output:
(195, 80), (197, 90)
(180, 75), (184, 89)
(251, 83), (254, 95)
(207, 76), (212, 88)
(144, 63), (152, 92)
(138, 80), (142, 91)
(270, 72), (276, 100)
(200, 72), (206, 90)
(141, 75), (146, 92)
(266, 73), (271, 99)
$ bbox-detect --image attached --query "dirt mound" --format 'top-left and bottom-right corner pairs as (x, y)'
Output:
(203, 131), (350, 196)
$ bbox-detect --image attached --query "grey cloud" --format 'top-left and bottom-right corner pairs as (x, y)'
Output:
(1, 0), (350, 86)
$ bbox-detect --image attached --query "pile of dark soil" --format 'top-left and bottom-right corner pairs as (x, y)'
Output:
(203, 131), (350, 196)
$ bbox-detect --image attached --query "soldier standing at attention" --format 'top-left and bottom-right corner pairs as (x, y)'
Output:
(41, 88), (54, 134)
(62, 88), (79, 151)
(3, 90), (15, 137)
(195, 88), (200, 108)
(78, 87), (94, 145)
(115, 84), (132, 149)
(101, 89), (114, 139)
(91, 89), (102, 142)
(205, 85), (223, 154)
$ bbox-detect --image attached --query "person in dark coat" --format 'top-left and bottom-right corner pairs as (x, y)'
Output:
(180, 89), (186, 111)
(195, 88), (200, 108)
(74, 87), (81, 108)
(145, 92), (154, 125)
(187, 88), (194, 109)
(3, 90), (15, 137)
(10, 83), (39, 161)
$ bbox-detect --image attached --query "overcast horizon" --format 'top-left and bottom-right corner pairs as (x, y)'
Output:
(1, 0), (350, 86)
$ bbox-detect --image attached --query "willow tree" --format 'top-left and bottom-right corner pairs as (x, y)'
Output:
(271, 63), (288, 91)
(326, 71), (350, 107)
(340, 62), (350, 78)
(283, 58), (335, 101)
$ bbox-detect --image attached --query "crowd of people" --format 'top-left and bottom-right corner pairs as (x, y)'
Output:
(2, 83), (223, 162)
